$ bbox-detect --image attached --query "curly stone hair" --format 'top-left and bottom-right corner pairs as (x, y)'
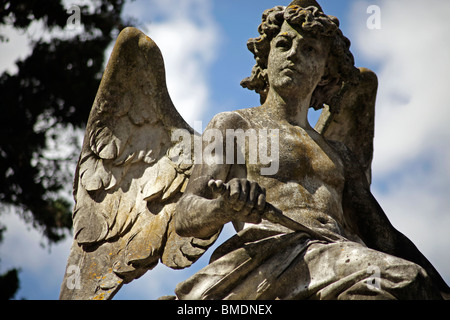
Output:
(240, 5), (360, 111)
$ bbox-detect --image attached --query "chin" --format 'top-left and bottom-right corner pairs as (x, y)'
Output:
(273, 76), (295, 88)
(274, 77), (307, 93)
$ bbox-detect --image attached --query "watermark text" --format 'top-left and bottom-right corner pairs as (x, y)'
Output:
(66, 5), (81, 30)
(367, 5), (382, 30)
(66, 265), (81, 290)
(171, 122), (279, 176)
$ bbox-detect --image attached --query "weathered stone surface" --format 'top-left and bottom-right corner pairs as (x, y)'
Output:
(60, 0), (449, 300)
(315, 67), (378, 185)
(173, 2), (449, 300)
(59, 27), (217, 300)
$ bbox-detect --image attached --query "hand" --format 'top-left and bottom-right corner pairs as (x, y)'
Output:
(208, 178), (266, 224)
(208, 179), (336, 242)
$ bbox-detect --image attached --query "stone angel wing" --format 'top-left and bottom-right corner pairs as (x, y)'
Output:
(315, 68), (378, 185)
(60, 27), (219, 300)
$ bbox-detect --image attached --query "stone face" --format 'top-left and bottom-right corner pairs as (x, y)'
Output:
(60, 2), (449, 300)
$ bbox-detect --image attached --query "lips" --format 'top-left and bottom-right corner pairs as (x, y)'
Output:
(281, 63), (297, 73)
(281, 65), (297, 76)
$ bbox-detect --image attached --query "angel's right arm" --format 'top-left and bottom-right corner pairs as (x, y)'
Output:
(174, 170), (230, 239)
(174, 112), (249, 239)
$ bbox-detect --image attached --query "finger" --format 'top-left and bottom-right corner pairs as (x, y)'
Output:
(237, 180), (254, 214)
(208, 179), (226, 197)
(243, 182), (258, 214)
(248, 181), (258, 206)
(257, 193), (266, 212)
(208, 179), (218, 193)
(229, 180), (241, 203)
(215, 180), (227, 195)
(232, 180), (249, 212)
(207, 179), (215, 188)
(238, 179), (250, 204)
(215, 180), (224, 189)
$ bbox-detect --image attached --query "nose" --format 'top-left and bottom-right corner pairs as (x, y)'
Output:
(287, 45), (299, 62)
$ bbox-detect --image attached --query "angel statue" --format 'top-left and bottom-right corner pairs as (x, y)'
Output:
(60, 0), (449, 300)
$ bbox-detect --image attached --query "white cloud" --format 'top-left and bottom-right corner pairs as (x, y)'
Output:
(1, 0), (220, 300)
(372, 152), (450, 279)
(0, 0), (94, 75)
(131, 0), (219, 127)
(0, 25), (33, 74)
(350, 0), (450, 286)
(3, 0), (448, 301)
(351, 0), (450, 176)
(0, 210), (72, 299)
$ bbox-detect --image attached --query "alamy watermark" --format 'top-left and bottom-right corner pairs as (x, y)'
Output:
(367, 5), (382, 30)
(366, 265), (381, 290)
(66, 5), (81, 30)
(66, 265), (81, 290)
(171, 122), (280, 176)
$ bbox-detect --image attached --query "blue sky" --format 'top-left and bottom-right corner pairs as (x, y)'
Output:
(1, 0), (450, 300)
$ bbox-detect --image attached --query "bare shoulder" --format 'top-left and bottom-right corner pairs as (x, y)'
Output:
(207, 108), (258, 131)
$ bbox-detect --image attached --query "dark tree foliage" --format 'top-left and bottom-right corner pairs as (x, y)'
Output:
(0, 0), (128, 241)
(0, 0), (130, 299)
(0, 267), (20, 300)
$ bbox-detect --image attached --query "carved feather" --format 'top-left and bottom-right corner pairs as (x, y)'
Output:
(61, 27), (218, 300)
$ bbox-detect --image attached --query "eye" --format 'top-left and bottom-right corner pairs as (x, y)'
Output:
(303, 45), (316, 54)
(275, 38), (291, 51)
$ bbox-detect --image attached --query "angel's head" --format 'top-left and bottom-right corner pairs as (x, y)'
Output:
(240, 5), (360, 111)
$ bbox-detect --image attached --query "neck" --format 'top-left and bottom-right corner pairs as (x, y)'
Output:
(262, 88), (313, 129)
